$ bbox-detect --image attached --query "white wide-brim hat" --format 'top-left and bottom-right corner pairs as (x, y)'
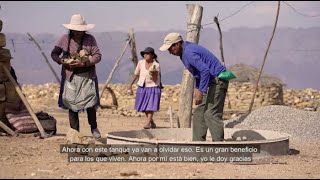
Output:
(62, 14), (95, 31)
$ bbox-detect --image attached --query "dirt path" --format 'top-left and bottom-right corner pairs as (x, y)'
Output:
(1, 110), (320, 179)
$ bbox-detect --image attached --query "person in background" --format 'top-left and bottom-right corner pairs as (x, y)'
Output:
(128, 47), (162, 129)
(51, 14), (102, 139)
(159, 32), (228, 141)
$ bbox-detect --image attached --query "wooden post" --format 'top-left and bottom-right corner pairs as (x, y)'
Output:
(27, 33), (61, 84)
(0, 121), (18, 136)
(127, 28), (138, 84)
(169, 105), (173, 128)
(2, 66), (49, 138)
(248, 1), (280, 113)
(99, 86), (118, 109)
(178, 4), (203, 128)
(128, 28), (138, 68)
(99, 36), (131, 100)
(214, 17), (226, 67)
(214, 16), (232, 109)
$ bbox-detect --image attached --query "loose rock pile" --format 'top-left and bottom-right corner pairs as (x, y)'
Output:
(228, 105), (320, 143)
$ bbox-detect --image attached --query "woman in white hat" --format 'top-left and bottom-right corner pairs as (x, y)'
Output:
(51, 14), (102, 139)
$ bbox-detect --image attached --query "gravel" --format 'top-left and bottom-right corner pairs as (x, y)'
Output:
(224, 105), (320, 143)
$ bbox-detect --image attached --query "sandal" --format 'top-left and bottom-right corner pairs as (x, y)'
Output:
(143, 123), (151, 129)
(151, 122), (157, 129)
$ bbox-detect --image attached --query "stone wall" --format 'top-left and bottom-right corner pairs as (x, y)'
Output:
(225, 82), (284, 111)
(21, 82), (320, 117)
(284, 88), (320, 111)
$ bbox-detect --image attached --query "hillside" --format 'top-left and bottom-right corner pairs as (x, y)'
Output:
(5, 27), (320, 90)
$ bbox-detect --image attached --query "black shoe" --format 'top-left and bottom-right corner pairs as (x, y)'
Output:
(91, 128), (101, 139)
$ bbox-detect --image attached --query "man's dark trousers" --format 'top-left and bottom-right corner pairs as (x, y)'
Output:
(192, 78), (229, 141)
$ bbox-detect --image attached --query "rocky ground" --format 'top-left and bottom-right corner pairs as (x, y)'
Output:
(0, 84), (320, 179)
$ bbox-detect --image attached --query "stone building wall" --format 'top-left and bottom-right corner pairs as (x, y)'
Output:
(225, 82), (284, 111)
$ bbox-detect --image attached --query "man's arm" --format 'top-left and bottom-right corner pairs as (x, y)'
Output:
(188, 52), (210, 93)
(186, 52), (211, 105)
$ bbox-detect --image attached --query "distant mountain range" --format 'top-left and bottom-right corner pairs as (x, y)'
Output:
(5, 26), (320, 90)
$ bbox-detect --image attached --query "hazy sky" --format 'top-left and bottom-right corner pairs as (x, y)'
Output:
(1, 1), (320, 35)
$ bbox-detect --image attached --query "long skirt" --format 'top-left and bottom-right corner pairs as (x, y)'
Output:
(135, 86), (161, 112)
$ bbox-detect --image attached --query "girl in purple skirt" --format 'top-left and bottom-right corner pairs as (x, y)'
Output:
(128, 47), (162, 129)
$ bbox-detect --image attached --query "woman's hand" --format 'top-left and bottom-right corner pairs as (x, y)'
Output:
(149, 70), (158, 76)
(127, 86), (134, 95)
(149, 70), (158, 82)
(69, 59), (85, 68)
